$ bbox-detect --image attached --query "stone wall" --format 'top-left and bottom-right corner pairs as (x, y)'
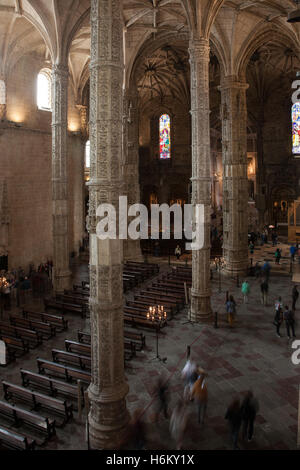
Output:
(0, 52), (84, 270)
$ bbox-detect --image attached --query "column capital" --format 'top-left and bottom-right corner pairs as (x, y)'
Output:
(188, 38), (210, 62)
(219, 75), (249, 91)
(52, 63), (69, 80)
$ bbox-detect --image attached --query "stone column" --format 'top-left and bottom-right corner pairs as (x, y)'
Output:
(76, 104), (88, 138)
(87, 0), (129, 450)
(52, 64), (71, 292)
(123, 89), (143, 261)
(189, 39), (212, 322)
(220, 76), (249, 275)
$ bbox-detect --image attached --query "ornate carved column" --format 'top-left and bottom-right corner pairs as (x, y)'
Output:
(76, 104), (88, 138)
(123, 89), (143, 261)
(87, 0), (129, 450)
(52, 64), (71, 292)
(189, 39), (212, 322)
(220, 76), (249, 275)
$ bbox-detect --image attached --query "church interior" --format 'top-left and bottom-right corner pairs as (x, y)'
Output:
(0, 0), (300, 452)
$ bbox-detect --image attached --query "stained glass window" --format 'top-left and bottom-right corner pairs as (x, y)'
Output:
(292, 103), (300, 155)
(159, 114), (171, 159)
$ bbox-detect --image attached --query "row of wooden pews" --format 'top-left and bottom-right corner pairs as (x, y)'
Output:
(0, 310), (68, 364)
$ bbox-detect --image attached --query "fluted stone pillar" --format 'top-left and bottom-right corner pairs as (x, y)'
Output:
(189, 39), (212, 322)
(52, 64), (71, 292)
(220, 76), (249, 275)
(87, 0), (129, 450)
(123, 89), (143, 261)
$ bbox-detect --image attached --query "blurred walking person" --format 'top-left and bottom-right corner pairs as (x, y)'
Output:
(273, 296), (283, 337)
(226, 295), (237, 327)
(292, 285), (299, 311)
(169, 399), (188, 450)
(154, 376), (169, 421)
(181, 357), (198, 401)
(190, 369), (208, 425)
(241, 391), (259, 442)
(225, 398), (242, 450)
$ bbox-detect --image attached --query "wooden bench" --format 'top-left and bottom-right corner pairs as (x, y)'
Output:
(37, 358), (91, 385)
(0, 322), (42, 349)
(65, 340), (91, 356)
(2, 381), (73, 426)
(44, 298), (86, 318)
(23, 310), (68, 332)
(77, 330), (145, 351)
(0, 425), (36, 450)
(20, 369), (84, 408)
(1, 336), (29, 357)
(10, 315), (56, 340)
(0, 400), (56, 441)
(52, 349), (91, 370)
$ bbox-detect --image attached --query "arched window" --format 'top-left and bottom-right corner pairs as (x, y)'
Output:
(0, 80), (5, 105)
(292, 102), (300, 155)
(37, 70), (52, 110)
(159, 114), (171, 159)
(85, 140), (90, 169)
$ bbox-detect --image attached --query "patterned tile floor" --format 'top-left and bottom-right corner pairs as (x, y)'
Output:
(1, 245), (300, 450)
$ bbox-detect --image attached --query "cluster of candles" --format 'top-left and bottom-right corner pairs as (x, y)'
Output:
(0, 277), (8, 290)
(146, 305), (167, 322)
(214, 257), (225, 268)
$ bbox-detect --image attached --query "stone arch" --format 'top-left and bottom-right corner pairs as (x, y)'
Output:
(235, 22), (300, 80)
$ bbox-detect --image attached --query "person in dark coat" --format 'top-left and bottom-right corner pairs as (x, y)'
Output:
(241, 391), (259, 442)
(260, 279), (268, 306)
(225, 398), (242, 450)
(292, 285), (299, 311)
(154, 376), (169, 420)
(283, 306), (296, 339)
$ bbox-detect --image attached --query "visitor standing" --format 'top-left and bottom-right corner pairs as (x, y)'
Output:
(283, 306), (296, 339)
(241, 280), (250, 304)
(274, 296), (283, 337)
(260, 279), (268, 306)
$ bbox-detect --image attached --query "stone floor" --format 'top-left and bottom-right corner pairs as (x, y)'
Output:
(1, 242), (300, 451)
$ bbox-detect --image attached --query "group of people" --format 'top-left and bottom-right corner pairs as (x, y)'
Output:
(122, 357), (259, 451)
(273, 294), (297, 338)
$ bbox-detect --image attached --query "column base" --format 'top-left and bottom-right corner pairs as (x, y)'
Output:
(223, 261), (248, 277)
(53, 269), (72, 293)
(88, 383), (130, 450)
(123, 241), (144, 263)
(190, 290), (213, 323)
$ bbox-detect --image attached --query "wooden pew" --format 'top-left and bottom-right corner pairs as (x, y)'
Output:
(20, 369), (84, 408)
(44, 298), (86, 318)
(52, 349), (91, 370)
(23, 310), (68, 332)
(0, 322), (42, 349)
(9, 315), (56, 340)
(0, 425), (36, 450)
(2, 381), (73, 426)
(63, 340), (136, 361)
(37, 358), (91, 385)
(1, 336), (29, 357)
(0, 400), (56, 441)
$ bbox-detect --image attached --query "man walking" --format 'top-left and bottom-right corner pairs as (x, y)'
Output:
(274, 296), (283, 337)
